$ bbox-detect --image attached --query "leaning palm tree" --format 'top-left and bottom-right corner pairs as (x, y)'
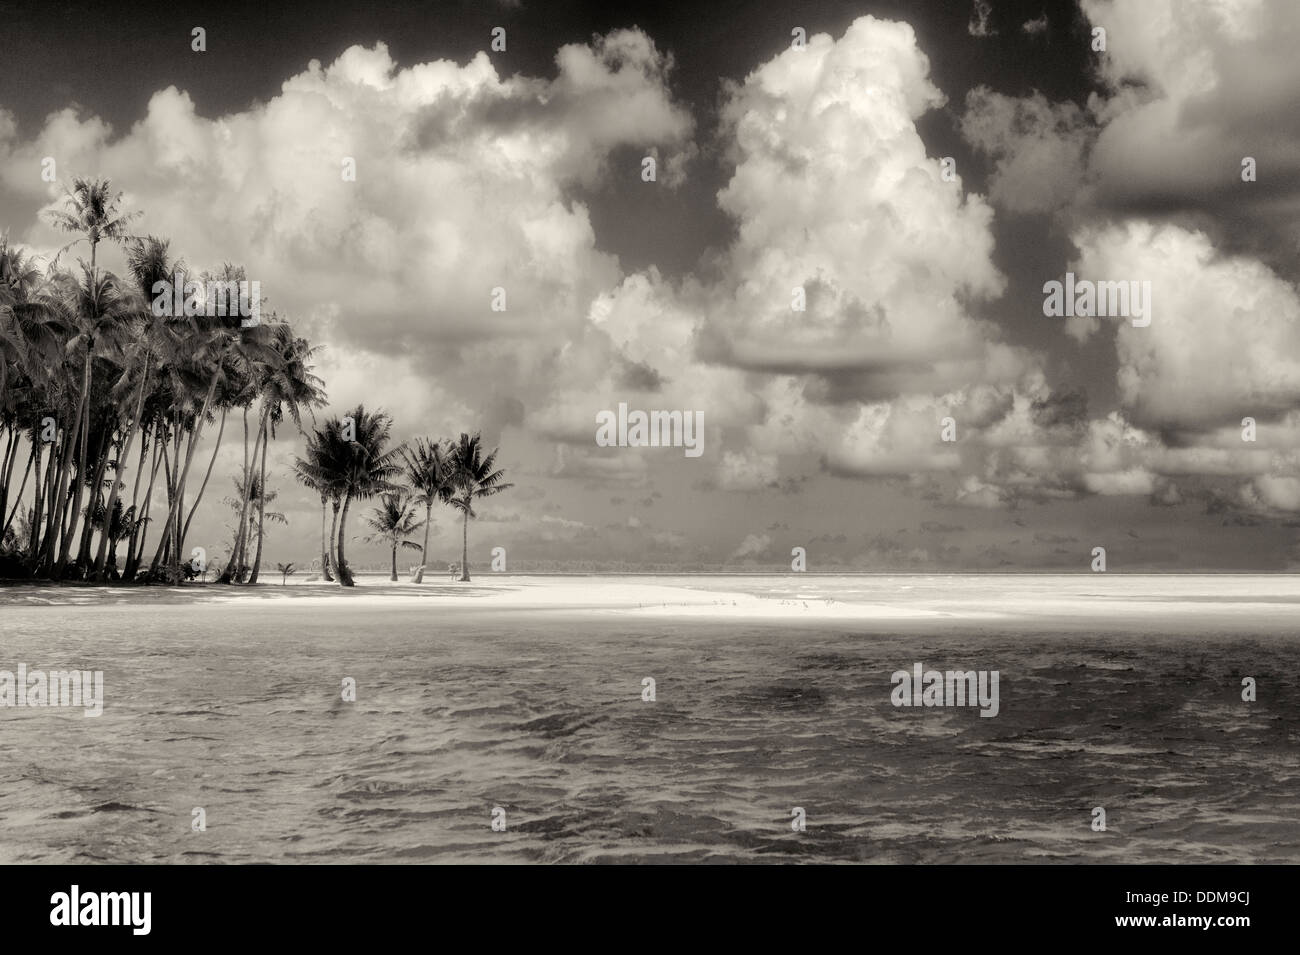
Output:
(245, 324), (324, 585)
(400, 437), (453, 583)
(89, 237), (181, 581)
(447, 432), (512, 582)
(364, 490), (425, 582)
(157, 310), (277, 582)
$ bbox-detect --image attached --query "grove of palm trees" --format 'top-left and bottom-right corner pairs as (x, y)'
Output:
(0, 177), (510, 586)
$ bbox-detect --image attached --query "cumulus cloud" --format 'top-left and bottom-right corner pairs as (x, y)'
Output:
(710, 17), (1007, 386)
(4, 9), (1296, 568)
(962, 0), (1300, 266)
(1, 31), (695, 433)
(1071, 221), (1300, 432)
(960, 88), (1091, 214)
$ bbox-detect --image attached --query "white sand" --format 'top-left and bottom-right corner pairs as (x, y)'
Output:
(3, 574), (1299, 632)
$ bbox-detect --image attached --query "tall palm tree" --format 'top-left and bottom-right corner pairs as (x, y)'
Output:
(44, 179), (138, 576)
(90, 236), (180, 580)
(155, 307), (277, 582)
(47, 266), (136, 576)
(448, 432), (512, 582)
(246, 324), (324, 584)
(45, 178), (139, 273)
(400, 437), (453, 583)
(364, 490), (425, 582)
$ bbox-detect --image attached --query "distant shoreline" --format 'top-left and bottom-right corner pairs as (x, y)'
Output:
(5, 574), (1300, 633)
(4, 569), (1299, 587)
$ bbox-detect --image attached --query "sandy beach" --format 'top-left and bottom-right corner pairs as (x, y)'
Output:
(6, 572), (1300, 630)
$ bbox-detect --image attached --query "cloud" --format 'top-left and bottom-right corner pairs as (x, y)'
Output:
(960, 88), (1091, 215)
(729, 532), (773, 560)
(1071, 221), (1300, 432)
(1, 31), (695, 441)
(1243, 475), (1300, 512)
(969, 1), (997, 38)
(1022, 15), (1049, 36)
(961, 0), (1300, 268)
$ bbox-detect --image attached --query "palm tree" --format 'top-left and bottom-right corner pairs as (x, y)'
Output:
(246, 324), (324, 584)
(220, 474), (285, 582)
(276, 561), (296, 585)
(0, 238), (66, 545)
(364, 490), (425, 582)
(294, 427), (339, 582)
(0, 238), (63, 402)
(48, 266), (137, 576)
(44, 179), (138, 577)
(156, 305), (277, 582)
(90, 236), (180, 580)
(447, 432), (512, 582)
(328, 406), (403, 587)
(400, 437), (453, 583)
(87, 497), (134, 580)
(45, 178), (139, 273)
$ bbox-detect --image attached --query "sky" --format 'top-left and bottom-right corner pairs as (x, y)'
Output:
(3, 0), (1300, 572)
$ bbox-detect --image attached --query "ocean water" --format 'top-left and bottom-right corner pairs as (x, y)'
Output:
(1, 575), (1297, 863)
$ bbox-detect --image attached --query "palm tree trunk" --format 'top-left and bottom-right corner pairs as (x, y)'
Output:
(336, 490), (354, 586)
(31, 430), (58, 571)
(149, 422), (181, 575)
(41, 410), (80, 575)
(38, 427), (60, 549)
(180, 406), (226, 547)
(0, 428), (15, 525)
(93, 367), (151, 579)
(460, 506), (470, 581)
(128, 428), (163, 578)
(247, 417), (270, 584)
(390, 542), (397, 582)
(171, 429), (193, 574)
(121, 421), (151, 571)
(327, 498), (340, 580)
(414, 503), (432, 583)
(2, 439), (34, 540)
(228, 403), (267, 581)
(25, 437), (45, 566)
(58, 342), (96, 572)
(76, 428), (111, 573)
(156, 373), (220, 581)
(319, 494), (333, 581)
(229, 410), (258, 579)
(219, 407), (251, 583)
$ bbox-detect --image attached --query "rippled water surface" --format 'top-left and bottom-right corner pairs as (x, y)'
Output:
(2, 575), (1298, 863)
